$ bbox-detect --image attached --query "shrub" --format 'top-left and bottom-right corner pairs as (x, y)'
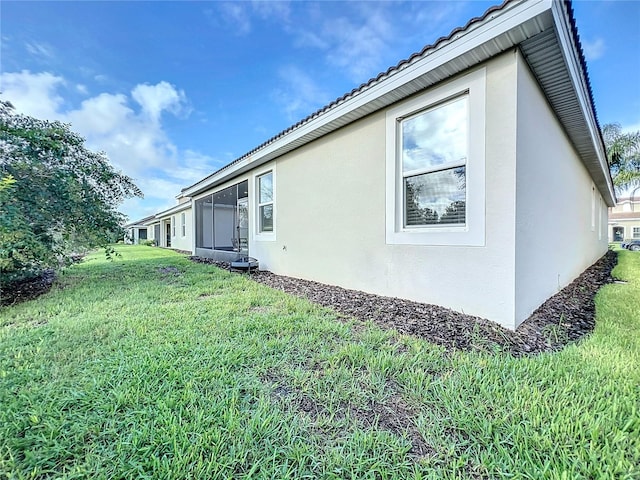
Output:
(0, 100), (141, 286)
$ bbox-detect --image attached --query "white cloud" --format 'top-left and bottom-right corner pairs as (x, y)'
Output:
(323, 10), (393, 81)
(212, 1), (291, 36)
(583, 37), (605, 61)
(622, 121), (640, 134)
(76, 84), (89, 95)
(284, 2), (478, 84)
(0, 70), (219, 221)
(272, 65), (330, 121)
(136, 176), (188, 200)
(63, 91), (181, 176)
(172, 150), (221, 183)
(132, 81), (188, 123)
(219, 2), (252, 35)
(0, 70), (65, 120)
(406, 1), (466, 33)
(251, 1), (290, 21)
(119, 197), (174, 222)
(25, 41), (55, 59)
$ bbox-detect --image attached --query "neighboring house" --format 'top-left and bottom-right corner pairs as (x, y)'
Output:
(609, 195), (640, 243)
(123, 215), (155, 244)
(175, 0), (614, 330)
(142, 217), (160, 247)
(153, 195), (193, 253)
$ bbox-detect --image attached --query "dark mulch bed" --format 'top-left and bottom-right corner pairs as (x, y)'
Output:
(191, 250), (617, 356)
(1, 254), (86, 307)
(1, 269), (57, 307)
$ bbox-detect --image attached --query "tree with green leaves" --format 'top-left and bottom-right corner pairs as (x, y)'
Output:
(602, 123), (640, 194)
(0, 100), (142, 289)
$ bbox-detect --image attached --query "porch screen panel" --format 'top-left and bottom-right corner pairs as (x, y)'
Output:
(195, 195), (213, 249)
(196, 180), (250, 251)
(238, 180), (248, 199)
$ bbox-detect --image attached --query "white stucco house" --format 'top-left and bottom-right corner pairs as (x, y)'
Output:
(609, 194), (640, 243)
(123, 215), (154, 244)
(172, 0), (614, 330)
(139, 194), (193, 252)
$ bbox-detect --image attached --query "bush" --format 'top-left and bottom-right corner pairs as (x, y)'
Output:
(140, 240), (155, 247)
(0, 100), (141, 286)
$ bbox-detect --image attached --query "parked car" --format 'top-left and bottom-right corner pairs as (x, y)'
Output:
(621, 239), (632, 249)
(624, 239), (640, 251)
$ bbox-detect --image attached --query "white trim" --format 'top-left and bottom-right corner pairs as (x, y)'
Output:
(591, 185), (596, 231)
(180, 1), (549, 199)
(253, 164), (276, 242)
(154, 201), (191, 218)
(385, 68), (486, 246)
(598, 196), (602, 241)
(550, 0), (615, 206)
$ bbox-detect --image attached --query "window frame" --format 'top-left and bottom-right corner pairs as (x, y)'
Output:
(181, 212), (186, 237)
(385, 68), (486, 246)
(254, 166), (276, 241)
(401, 94), (469, 228)
(591, 186), (596, 231)
(171, 216), (176, 237)
(633, 227), (640, 239)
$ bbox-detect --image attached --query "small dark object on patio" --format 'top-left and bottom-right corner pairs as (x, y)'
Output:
(230, 256), (259, 272)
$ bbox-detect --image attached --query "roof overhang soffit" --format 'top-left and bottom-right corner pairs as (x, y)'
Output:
(519, 2), (615, 206)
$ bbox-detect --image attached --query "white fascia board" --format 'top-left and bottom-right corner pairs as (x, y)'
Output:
(154, 201), (192, 219)
(183, 0), (551, 198)
(550, 1), (615, 206)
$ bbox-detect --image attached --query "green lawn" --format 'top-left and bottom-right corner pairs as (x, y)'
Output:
(1, 245), (638, 479)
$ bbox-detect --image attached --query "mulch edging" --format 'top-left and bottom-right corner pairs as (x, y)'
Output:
(2, 250), (617, 357)
(191, 250), (617, 356)
(1, 269), (57, 307)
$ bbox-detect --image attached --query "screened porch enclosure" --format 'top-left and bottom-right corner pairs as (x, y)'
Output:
(195, 180), (249, 256)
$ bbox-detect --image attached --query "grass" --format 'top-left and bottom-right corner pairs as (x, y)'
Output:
(1, 245), (639, 479)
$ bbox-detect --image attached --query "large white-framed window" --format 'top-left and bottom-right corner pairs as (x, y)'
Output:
(634, 227), (640, 239)
(171, 216), (176, 237)
(385, 68), (486, 246)
(255, 168), (275, 239)
(181, 212), (186, 237)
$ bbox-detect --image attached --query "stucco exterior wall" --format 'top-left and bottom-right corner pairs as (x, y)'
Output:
(514, 51), (608, 324)
(609, 219), (640, 243)
(147, 223), (158, 243)
(250, 52), (522, 328)
(167, 208), (193, 252)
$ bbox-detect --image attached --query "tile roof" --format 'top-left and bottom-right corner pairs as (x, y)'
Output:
(610, 212), (640, 221)
(182, 0), (513, 192)
(182, 0), (613, 205)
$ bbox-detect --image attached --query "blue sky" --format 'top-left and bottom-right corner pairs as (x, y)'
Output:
(2, 1), (639, 222)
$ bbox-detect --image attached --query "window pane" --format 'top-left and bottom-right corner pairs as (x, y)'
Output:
(259, 173), (273, 203)
(405, 167), (466, 226)
(401, 96), (468, 173)
(260, 204), (273, 232)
